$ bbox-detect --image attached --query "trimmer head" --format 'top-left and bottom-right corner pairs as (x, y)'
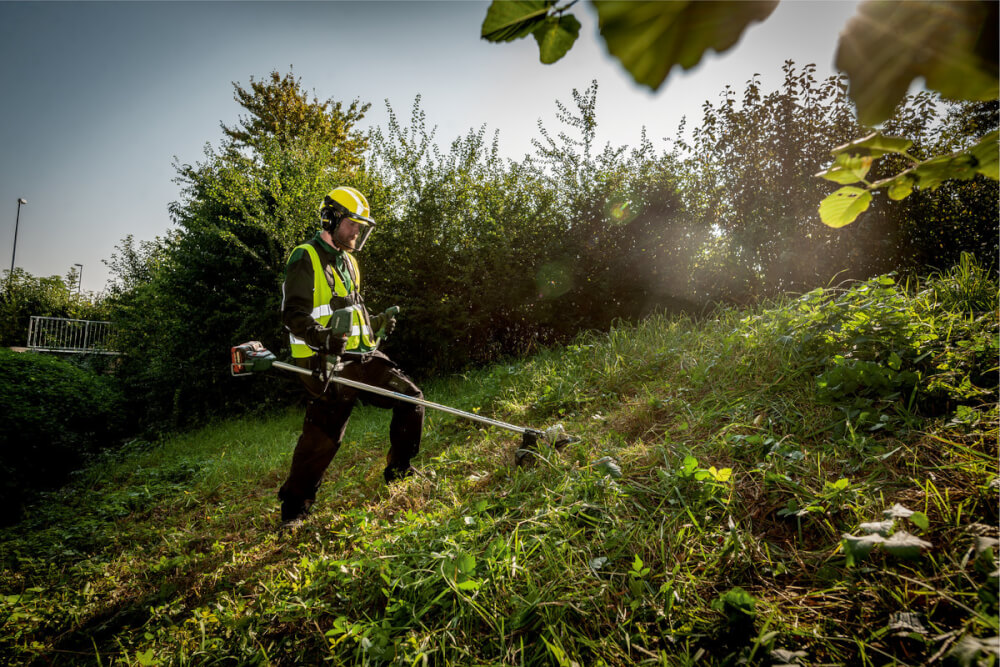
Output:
(230, 341), (277, 376)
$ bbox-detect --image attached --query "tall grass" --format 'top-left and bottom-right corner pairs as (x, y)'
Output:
(1, 262), (997, 665)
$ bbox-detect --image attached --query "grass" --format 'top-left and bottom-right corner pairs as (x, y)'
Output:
(0, 264), (997, 666)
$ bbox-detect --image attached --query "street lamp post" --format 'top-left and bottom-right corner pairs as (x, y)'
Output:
(9, 197), (27, 278)
(74, 263), (83, 294)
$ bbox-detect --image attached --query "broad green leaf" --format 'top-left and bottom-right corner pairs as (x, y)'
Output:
(632, 554), (644, 572)
(815, 153), (873, 185)
(860, 519), (895, 536)
(456, 553), (476, 575)
(481, 0), (553, 42)
(826, 478), (850, 492)
(830, 132), (913, 158)
(836, 1), (999, 126)
(887, 174), (915, 200)
(710, 467), (732, 483)
(819, 186), (873, 227)
(594, 0), (778, 91)
(456, 579), (481, 590)
(533, 14), (582, 64)
(947, 635), (1000, 666)
(911, 153), (980, 189)
(908, 511), (930, 532)
(884, 503), (915, 519)
(888, 351), (902, 370)
(843, 532), (884, 562)
(882, 530), (932, 559)
(593, 456), (622, 478)
(970, 129), (999, 180)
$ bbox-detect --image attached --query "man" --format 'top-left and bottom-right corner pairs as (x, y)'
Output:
(278, 186), (424, 528)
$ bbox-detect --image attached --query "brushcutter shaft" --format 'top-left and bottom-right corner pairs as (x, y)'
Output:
(271, 360), (536, 437)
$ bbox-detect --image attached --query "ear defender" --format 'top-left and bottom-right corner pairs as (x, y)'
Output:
(321, 205), (344, 231)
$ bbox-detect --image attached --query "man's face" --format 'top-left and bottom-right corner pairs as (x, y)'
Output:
(333, 218), (362, 251)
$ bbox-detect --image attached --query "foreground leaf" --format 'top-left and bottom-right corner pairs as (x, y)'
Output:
(859, 520), (895, 536)
(970, 129), (999, 180)
(815, 154), (874, 185)
(830, 132), (913, 159)
(594, 0), (778, 91)
(882, 530), (932, 559)
(836, 0), (999, 126)
(883, 503), (915, 519)
(819, 186), (873, 227)
(481, 1), (553, 42)
(533, 14), (582, 64)
(843, 532), (885, 562)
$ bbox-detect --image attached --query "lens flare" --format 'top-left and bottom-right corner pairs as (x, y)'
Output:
(536, 261), (573, 299)
(605, 192), (639, 225)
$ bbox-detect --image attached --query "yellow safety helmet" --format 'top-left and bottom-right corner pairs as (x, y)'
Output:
(319, 186), (377, 251)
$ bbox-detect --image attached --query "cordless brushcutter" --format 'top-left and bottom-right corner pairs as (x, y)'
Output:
(230, 307), (571, 464)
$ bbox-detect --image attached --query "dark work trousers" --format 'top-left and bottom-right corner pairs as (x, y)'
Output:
(278, 351), (424, 519)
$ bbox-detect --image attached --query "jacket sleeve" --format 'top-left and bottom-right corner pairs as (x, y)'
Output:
(281, 249), (324, 347)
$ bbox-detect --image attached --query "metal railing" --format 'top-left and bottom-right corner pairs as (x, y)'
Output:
(26, 316), (119, 355)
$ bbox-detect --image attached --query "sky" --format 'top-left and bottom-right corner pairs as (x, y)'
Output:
(0, 0), (862, 294)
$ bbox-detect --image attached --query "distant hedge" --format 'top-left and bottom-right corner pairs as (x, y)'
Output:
(0, 350), (124, 524)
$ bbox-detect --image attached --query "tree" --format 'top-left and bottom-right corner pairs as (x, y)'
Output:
(108, 71), (374, 427)
(221, 69), (371, 170)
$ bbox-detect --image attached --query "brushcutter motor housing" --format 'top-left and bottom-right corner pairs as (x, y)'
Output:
(231, 341), (276, 376)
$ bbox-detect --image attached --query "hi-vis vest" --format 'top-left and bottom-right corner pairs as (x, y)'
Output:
(288, 243), (377, 358)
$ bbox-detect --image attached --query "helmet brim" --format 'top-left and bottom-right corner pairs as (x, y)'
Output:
(347, 215), (376, 227)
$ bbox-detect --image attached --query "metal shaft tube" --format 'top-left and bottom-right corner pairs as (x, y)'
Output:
(272, 360), (533, 436)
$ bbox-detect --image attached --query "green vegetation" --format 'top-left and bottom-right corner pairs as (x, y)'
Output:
(100, 63), (998, 432)
(0, 267), (107, 348)
(2, 261), (996, 665)
(0, 349), (124, 522)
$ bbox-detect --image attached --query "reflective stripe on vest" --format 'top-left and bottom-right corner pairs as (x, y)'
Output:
(288, 243), (377, 357)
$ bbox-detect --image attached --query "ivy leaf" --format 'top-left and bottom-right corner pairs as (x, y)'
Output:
(819, 186), (873, 228)
(594, 0), (779, 91)
(533, 14), (582, 64)
(481, 0), (553, 43)
(836, 1), (999, 126)
(882, 530), (932, 559)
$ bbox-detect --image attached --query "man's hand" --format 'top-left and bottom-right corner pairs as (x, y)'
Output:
(307, 326), (347, 356)
(370, 311), (397, 338)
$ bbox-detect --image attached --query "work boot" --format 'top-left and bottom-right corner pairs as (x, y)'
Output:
(383, 463), (415, 484)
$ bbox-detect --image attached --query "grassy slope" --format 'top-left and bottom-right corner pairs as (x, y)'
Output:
(1, 270), (997, 666)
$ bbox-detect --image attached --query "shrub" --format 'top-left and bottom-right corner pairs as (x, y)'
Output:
(0, 350), (125, 524)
